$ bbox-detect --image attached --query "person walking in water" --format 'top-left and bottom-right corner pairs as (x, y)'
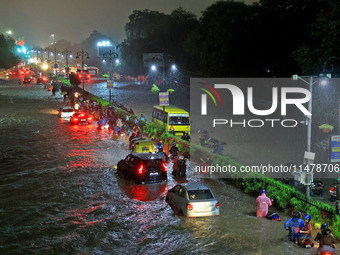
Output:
(256, 189), (272, 217)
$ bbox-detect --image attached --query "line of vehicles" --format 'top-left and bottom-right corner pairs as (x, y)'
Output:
(59, 101), (221, 218)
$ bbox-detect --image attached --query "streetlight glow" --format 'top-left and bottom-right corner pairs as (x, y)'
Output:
(171, 64), (177, 71)
(42, 63), (48, 70)
(151, 65), (157, 71)
(115, 59), (120, 64)
(320, 79), (328, 86)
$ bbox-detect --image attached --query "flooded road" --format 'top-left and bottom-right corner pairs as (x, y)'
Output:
(0, 81), (323, 254)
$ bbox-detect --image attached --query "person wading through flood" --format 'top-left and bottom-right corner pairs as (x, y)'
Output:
(256, 189), (272, 217)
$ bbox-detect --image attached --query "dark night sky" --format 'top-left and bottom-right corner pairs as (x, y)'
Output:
(0, 0), (256, 47)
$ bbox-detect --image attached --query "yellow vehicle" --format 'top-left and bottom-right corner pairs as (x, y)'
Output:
(152, 105), (190, 136)
(131, 138), (154, 153)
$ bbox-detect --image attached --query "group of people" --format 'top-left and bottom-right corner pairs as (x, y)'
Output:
(256, 190), (337, 254)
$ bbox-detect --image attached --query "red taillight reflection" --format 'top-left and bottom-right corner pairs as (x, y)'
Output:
(138, 164), (144, 174)
(187, 204), (193, 210)
(162, 163), (167, 171)
(216, 202), (219, 209)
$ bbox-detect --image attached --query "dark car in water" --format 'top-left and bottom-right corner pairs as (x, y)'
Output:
(70, 112), (93, 125)
(117, 153), (167, 184)
(23, 76), (32, 84)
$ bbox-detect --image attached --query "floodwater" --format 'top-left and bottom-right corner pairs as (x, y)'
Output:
(0, 80), (331, 254)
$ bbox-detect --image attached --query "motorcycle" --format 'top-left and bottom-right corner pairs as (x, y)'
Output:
(172, 156), (186, 177)
(266, 212), (280, 221)
(317, 245), (336, 255)
(286, 226), (314, 248)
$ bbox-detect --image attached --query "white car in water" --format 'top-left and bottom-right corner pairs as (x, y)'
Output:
(166, 182), (220, 217)
(58, 106), (75, 119)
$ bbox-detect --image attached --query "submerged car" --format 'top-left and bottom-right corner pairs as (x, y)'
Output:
(58, 106), (75, 119)
(117, 153), (167, 184)
(70, 112), (93, 125)
(166, 182), (220, 217)
(23, 76), (32, 84)
(36, 77), (48, 84)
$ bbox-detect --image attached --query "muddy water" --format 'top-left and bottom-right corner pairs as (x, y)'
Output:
(0, 81), (328, 254)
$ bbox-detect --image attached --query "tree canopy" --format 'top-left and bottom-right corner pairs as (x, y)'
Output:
(121, 0), (337, 77)
(0, 34), (20, 69)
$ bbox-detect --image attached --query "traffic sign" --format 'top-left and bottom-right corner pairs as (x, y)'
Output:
(330, 135), (340, 162)
(107, 80), (114, 89)
(159, 92), (169, 106)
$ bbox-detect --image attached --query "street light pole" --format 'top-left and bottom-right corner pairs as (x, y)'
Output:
(62, 49), (72, 81)
(298, 75), (319, 202)
(102, 50), (118, 103)
(76, 49), (90, 90)
(45, 47), (52, 62)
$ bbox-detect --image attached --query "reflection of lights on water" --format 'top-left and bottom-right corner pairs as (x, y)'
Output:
(119, 182), (166, 202)
(63, 203), (107, 227)
(40, 109), (58, 115)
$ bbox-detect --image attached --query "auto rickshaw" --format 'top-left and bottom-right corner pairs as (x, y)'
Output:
(131, 138), (154, 153)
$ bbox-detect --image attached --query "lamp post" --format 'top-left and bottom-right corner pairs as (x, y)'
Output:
(44, 47), (52, 62)
(62, 49), (72, 81)
(102, 50), (118, 103)
(51, 48), (60, 76)
(152, 53), (174, 88)
(295, 75), (329, 202)
(76, 49), (89, 90)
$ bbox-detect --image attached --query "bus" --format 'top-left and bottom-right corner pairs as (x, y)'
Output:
(152, 105), (190, 136)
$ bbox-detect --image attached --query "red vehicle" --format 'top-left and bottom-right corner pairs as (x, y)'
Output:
(77, 70), (91, 80)
(70, 112), (93, 125)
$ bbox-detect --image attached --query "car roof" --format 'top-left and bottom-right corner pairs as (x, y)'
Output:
(62, 106), (74, 109)
(181, 182), (210, 191)
(131, 153), (161, 160)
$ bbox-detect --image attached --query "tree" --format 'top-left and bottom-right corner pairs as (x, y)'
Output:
(69, 73), (81, 86)
(293, 0), (340, 75)
(121, 8), (198, 76)
(0, 34), (20, 69)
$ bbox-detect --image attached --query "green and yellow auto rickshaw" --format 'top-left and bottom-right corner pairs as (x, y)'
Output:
(131, 138), (154, 153)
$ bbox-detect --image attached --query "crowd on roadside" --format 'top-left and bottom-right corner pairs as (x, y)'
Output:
(57, 85), (147, 138)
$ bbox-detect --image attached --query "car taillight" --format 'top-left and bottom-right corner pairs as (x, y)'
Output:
(162, 163), (167, 171)
(187, 204), (193, 210)
(215, 202), (219, 209)
(73, 117), (78, 121)
(80, 113), (85, 117)
(88, 117), (92, 121)
(138, 164), (144, 174)
(86, 75), (90, 78)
